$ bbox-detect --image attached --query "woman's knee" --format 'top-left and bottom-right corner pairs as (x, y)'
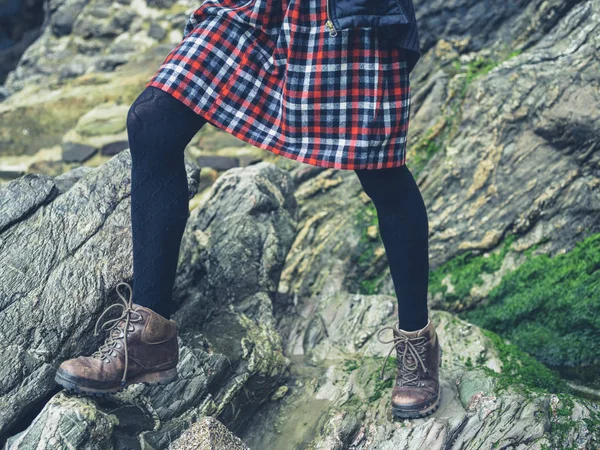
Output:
(126, 87), (159, 142)
(354, 164), (410, 202)
(127, 86), (206, 161)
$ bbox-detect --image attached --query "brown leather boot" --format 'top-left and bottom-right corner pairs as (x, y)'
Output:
(55, 282), (179, 395)
(377, 317), (442, 419)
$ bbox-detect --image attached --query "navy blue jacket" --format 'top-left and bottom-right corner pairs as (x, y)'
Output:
(325, 0), (420, 73)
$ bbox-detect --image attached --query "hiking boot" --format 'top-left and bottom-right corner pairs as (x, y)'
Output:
(55, 281), (179, 395)
(377, 317), (442, 419)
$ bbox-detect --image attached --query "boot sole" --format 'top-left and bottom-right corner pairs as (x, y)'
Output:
(55, 367), (178, 396)
(391, 345), (443, 419)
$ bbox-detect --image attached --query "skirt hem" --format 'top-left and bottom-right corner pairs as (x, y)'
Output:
(145, 81), (408, 171)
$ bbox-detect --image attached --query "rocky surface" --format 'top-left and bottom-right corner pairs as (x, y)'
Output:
(245, 303), (600, 449)
(407, 0), (600, 269)
(0, 155), (298, 448)
(0, 150), (198, 440)
(0, 0), (45, 84)
(3, 0), (195, 92)
(1, 0), (599, 447)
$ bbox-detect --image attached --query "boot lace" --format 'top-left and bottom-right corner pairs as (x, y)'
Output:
(91, 281), (143, 386)
(377, 324), (429, 386)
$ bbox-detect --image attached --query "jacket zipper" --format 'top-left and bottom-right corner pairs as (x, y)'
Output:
(325, 0), (338, 36)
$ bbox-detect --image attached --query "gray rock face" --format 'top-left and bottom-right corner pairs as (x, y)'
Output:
(0, 151), (200, 440)
(1, 159), (296, 448)
(275, 0), (600, 315)
(173, 162), (298, 330)
(412, 0), (584, 82)
(0, 173), (57, 233)
(414, 0), (600, 268)
(244, 298), (600, 450)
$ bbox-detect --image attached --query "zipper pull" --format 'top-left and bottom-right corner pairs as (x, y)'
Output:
(325, 19), (338, 37)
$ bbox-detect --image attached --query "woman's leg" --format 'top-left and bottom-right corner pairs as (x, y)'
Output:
(127, 86), (207, 319)
(354, 164), (429, 331)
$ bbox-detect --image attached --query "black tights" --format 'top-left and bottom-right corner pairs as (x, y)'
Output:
(127, 86), (429, 331)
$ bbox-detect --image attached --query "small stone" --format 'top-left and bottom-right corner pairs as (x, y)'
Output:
(169, 417), (249, 450)
(270, 385), (289, 401)
(197, 156), (240, 171)
(62, 142), (98, 163)
(148, 22), (167, 41)
(101, 141), (129, 156)
(367, 225), (378, 240)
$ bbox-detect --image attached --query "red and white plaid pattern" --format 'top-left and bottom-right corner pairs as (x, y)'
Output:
(146, 0), (411, 170)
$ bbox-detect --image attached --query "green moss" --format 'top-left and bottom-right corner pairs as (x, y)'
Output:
(541, 392), (598, 450)
(366, 356), (396, 402)
(461, 56), (501, 95)
(360, 273), (387, 296)
(349, 202), (390, 295)
(409, 49), (522, 176)
(409, 124), (444, 174)
(464, 356), (473, 368)
(479, 328), (570, 396)
(429, 233), (517, 309)
(453, 49), (522, 98)
(343, 359), (359, 373)
(463, 233), (600, 378)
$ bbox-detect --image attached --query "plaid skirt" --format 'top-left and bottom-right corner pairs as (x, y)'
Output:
(146, 0), (411, 170)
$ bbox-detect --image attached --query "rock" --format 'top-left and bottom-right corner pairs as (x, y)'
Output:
(58, 103), (130, 156)
(148, 21), (167, 41)
(243, 305), (600, 449)
(61, 141), (98, 162)
(100, 140), (129, 156)
(54, 165), (96, 193)
(169, 417), (249, 450)
(196, 166), (219, 193)
(26, 160), (67, 177)
(410, 0), (600, 270)
(146, 0), (178, 9)
(0, 164), (27, 180)
(0, 150), (200, 439)
(196, 155), (240, 171)
(4, 393), (118, 449)
(174, 161), (298, 329)
(74, 103), (128, 137)
(276, 169), (390, 302)
(2, 160), (296, 447)
(0, 86), (12, 102)
(51, 3), (86, 37)
(0, 173), (57, 233)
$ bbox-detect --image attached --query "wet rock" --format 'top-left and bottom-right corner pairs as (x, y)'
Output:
(244, 303), (600, 449)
